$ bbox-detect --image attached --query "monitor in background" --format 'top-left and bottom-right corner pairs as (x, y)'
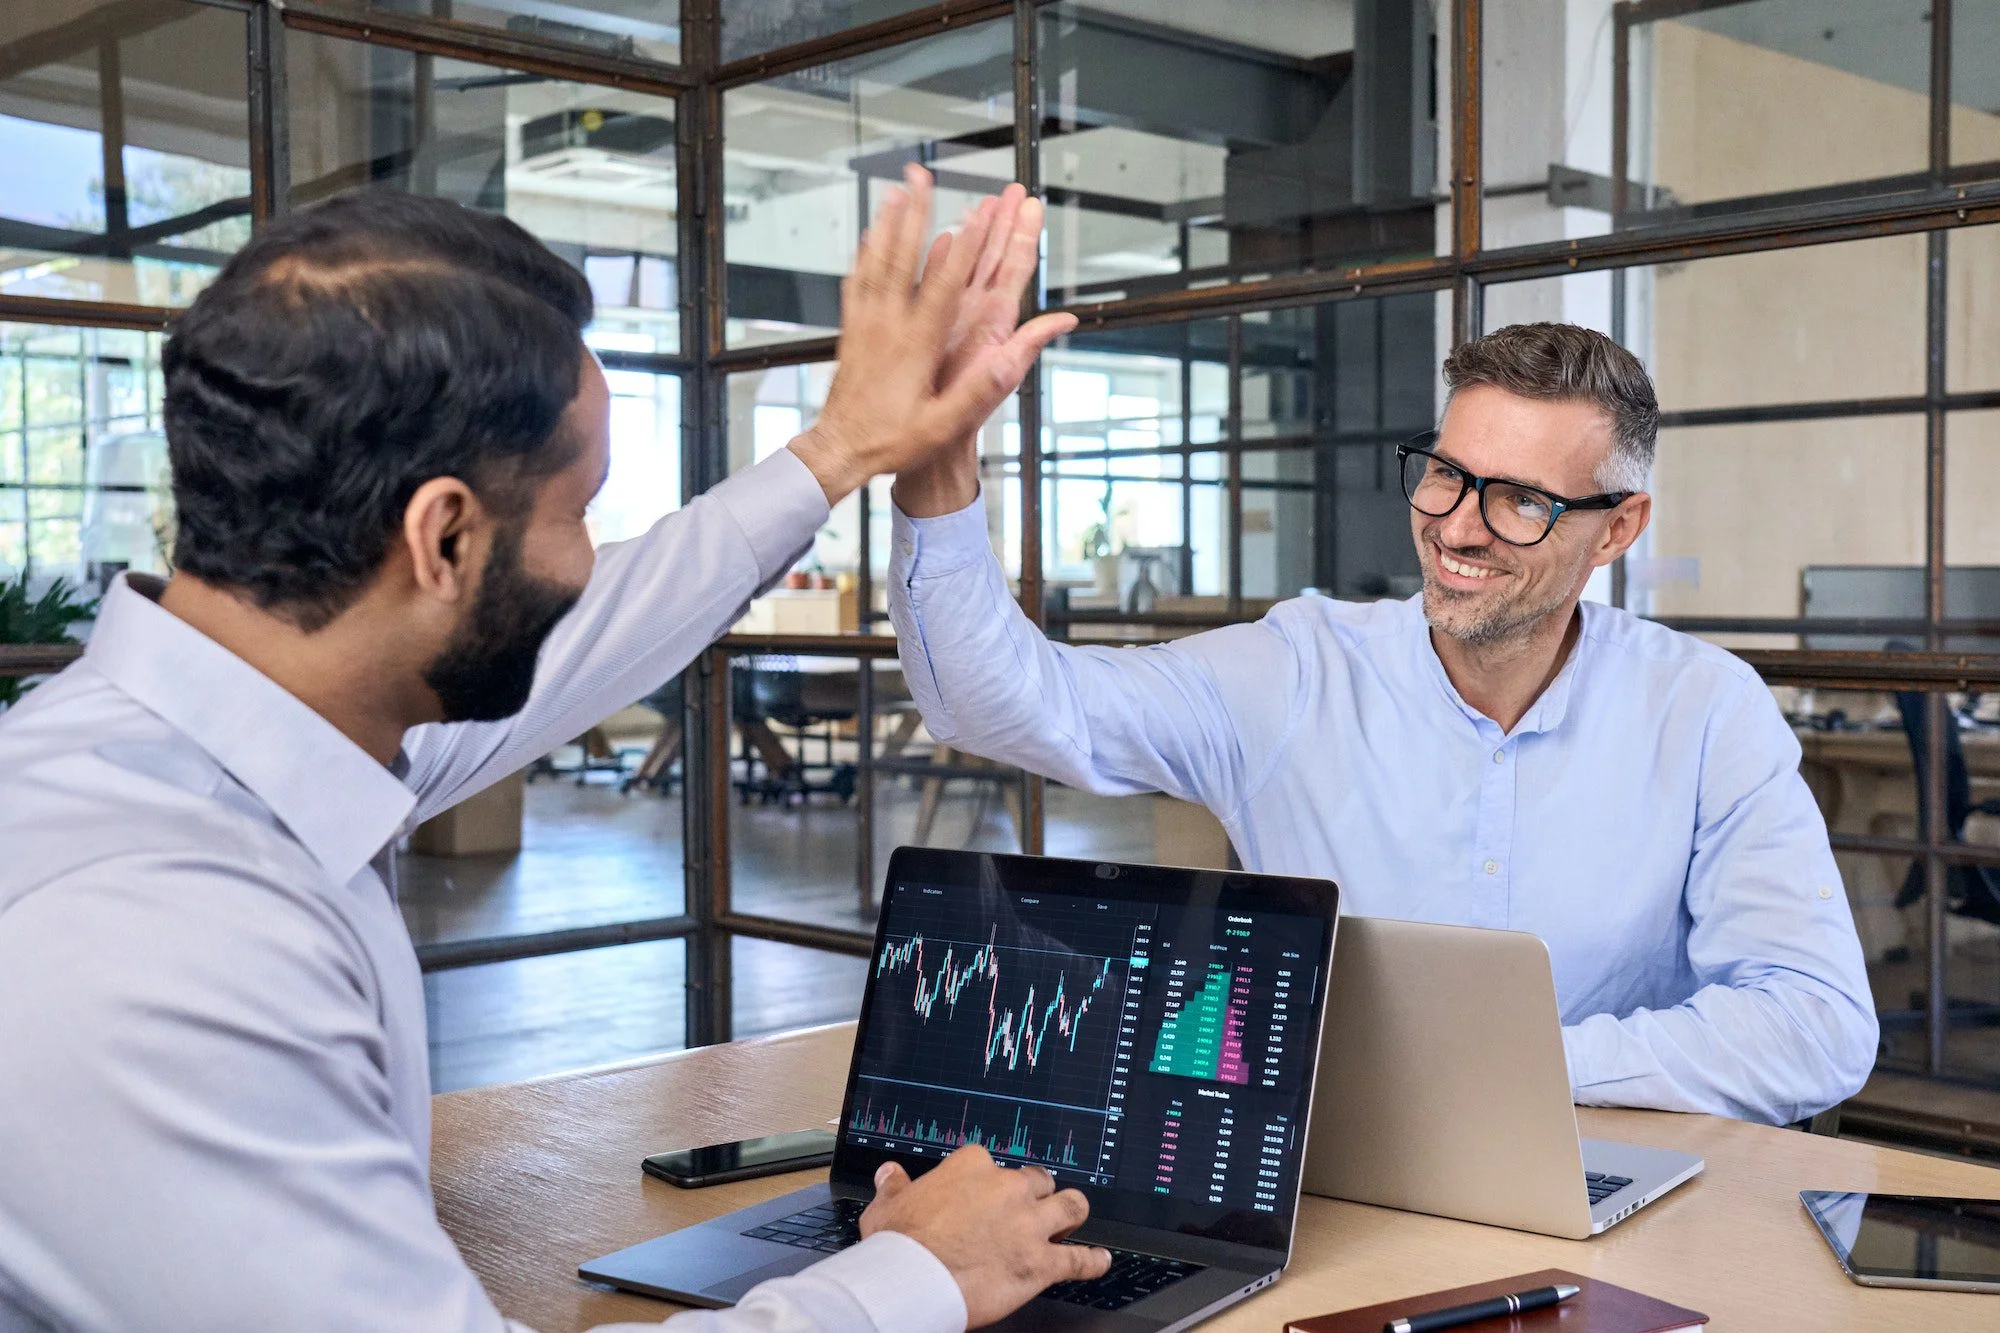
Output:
(1801, 565), (2000, 652)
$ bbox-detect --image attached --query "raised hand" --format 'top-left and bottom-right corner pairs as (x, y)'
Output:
(788, 165), (1075, 506)
(891, 183), (1050, 519)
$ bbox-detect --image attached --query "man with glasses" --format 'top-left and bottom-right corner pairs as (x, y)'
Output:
(885, 322), (1876, 1126)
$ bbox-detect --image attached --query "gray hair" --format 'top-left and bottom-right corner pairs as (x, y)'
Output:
(1441, 322), (1657, 493)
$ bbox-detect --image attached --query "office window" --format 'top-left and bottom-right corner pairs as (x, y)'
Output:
(720, 0), (936, 63)
(1483, 234), (1928, 412)
(1950, 0), (2000, 173)
(0, 323), (169, 589)
(1946, 224), (2000, 393)
(732, 936), (867, 1040)
(0, 1), (250, 308)
(721, 21), (1016, 348)
(353, 0), (681, 65)
(1651, 415), (1927, 635)
(1484, 0), (1932, 248)
(589, 366), (683, 544)
(286, 32), (680, 353)
(423, 939), (687, 1091)
(1040, 321), (1226, 597)
(1040, 0), (1446, 306)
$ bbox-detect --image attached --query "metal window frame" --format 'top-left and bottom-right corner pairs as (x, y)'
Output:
(2, 0), (1996, 1086)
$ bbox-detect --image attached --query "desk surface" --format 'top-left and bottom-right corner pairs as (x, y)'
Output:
(1797, 725), (2000, 776)
(433, 1024), (2000, 1333)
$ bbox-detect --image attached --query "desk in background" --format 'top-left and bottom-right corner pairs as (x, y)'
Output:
(1797, 726), (2000, 960)
(432, 1023), (2000, 1333)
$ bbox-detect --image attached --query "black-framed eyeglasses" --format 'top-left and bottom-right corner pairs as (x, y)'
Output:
(1395, 433), (1634, 548)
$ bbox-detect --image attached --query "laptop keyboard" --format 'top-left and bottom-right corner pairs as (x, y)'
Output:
(743, 1200), (1203, 1310)
(1585, 1172), (1634, 1205)
(1041, 1249), (1202, 1309)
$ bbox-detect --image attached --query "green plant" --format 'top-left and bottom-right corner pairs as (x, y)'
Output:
(0, 572), (99, 707)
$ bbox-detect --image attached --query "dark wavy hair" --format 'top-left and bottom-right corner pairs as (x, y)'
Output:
(162, 190), (594, 631)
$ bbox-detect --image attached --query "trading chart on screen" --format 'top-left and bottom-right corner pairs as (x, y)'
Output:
(847, 879), (1323, 1215)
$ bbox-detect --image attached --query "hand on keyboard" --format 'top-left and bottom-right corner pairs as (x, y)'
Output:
(860, 1145), (1113, 1328)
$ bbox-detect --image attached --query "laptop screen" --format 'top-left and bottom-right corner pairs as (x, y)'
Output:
(834, 850), (1336, 1254)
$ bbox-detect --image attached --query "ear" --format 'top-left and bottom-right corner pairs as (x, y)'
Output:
(402, 476), (488, 604)
(1588, 492), (1652, 570)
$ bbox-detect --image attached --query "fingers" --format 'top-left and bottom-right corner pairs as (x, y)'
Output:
(853, 187), (908, 295)
(973, 184), (1026, 291)
(1036, 1186), (1090, 1238)
(1016, 1165), (1057, 1200)
(884, 164), (935, 294)
(916, 195), (994, 326)
(926, 310), (1075, 442)
(992, 196), (1045, 303)
(874, 1161), (910, 1198)
(1055, 1242), (1113, 1283)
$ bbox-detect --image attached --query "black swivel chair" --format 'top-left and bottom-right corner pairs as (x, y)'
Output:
(1891, 690), (2000, 927)
(1879, 689), (2000, 1043)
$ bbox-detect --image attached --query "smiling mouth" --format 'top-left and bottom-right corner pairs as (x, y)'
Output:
(1435, 547), (1505, 581)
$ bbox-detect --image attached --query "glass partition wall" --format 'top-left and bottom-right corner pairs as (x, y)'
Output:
(3, 0), (1998, 1102)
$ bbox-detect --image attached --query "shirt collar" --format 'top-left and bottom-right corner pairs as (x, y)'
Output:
(84, 574), (416, 885)
(1405, 592), (1589, 739)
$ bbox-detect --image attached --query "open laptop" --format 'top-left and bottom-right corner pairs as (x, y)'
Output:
(1301, 916), (1702, 1240)
(582, 848), (1339, 1332)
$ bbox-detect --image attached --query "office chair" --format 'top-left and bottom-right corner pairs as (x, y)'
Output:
(1875, 690), (2000, 1046)
(1890, 691), (2000, 928)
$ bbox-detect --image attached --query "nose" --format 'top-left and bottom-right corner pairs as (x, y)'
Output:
(1433, 486), (1492, 550)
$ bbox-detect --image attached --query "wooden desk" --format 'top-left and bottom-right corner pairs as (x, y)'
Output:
(1796, 726), (2000, 959)
(434, 1024), (2000, 1333)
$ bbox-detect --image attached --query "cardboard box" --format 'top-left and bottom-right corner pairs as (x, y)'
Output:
(409, 772), (524, 857)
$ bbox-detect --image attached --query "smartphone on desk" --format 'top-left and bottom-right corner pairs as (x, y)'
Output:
(643, 1129), (838, 1188)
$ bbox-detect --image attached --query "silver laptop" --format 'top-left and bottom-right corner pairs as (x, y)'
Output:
(1301, 916), (1702, 1239)
(583, 848), (1340, 1332)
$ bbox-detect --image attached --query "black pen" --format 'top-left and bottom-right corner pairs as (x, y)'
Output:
(1385, 1282), (1581, 1333)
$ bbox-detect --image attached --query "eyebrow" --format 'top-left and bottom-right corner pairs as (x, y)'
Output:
(1429, 444), (1563, 496)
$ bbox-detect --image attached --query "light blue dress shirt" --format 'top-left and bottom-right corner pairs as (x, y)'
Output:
(0, 450), (966, 1333)
(887, 494), (1878, 1126)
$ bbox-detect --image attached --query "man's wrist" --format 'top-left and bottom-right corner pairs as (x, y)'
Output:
(788, 424), (871, 506)
(890, 444), (980, 518)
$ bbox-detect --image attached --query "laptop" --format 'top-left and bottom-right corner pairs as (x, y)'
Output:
(582, 848), (1340, 1331)
(1301, 916), (1702, 1240)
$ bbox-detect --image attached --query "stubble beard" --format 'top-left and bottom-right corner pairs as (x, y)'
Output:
(1417, 537), (1576, 649)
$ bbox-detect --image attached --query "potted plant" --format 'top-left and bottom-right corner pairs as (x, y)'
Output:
(1080, 518), (1119, 599)
(0, 572), (98, 709)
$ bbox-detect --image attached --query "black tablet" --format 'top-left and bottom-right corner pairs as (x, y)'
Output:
(1801, 1190), (2000, 1294)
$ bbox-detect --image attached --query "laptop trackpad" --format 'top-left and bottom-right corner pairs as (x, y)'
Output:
(702, 1250), (822, 1303)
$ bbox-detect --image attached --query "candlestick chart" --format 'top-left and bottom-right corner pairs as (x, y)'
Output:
(849, 890), (1146, 1181)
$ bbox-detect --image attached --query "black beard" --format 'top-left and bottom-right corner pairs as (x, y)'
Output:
(423, 524), (583, 723)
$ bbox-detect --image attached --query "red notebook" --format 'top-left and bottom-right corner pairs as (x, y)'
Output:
(1285, 1269), (1707, 1333)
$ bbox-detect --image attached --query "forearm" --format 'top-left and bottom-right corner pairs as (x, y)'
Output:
(889, 492), (1269, 810)
(583, 1235), (964, 1333)
(1563, 972), (1878, 1125)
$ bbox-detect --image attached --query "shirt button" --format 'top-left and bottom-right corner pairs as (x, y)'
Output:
(1493, 750), (1505, 764)
(1817, 885), (1833, 900)
(1484, 860), (1499, 875)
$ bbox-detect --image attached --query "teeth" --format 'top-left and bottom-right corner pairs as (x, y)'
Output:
(1440, 553), (1499, 580)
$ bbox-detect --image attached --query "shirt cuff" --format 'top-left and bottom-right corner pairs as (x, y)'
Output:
(707, 448), (833, 587)
(806, 1231), (967, 1333)
(890, 491), (992, 580)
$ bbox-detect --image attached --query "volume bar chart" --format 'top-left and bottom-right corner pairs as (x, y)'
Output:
(1147, 963), (1251, 1085)
(849, 1093), (1092, 1169)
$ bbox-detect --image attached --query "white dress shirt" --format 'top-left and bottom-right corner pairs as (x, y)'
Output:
(887, 494), (1878, 1126)
(0, 449), (966, 1333)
